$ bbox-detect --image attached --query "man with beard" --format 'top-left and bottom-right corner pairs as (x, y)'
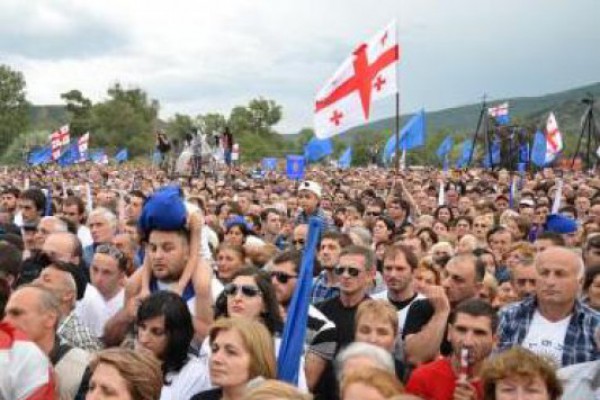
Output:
(406, 299), (497, 400)
(373, 244), (425, 333)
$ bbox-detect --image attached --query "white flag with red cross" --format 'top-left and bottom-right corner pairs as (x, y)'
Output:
(314, 21), (400, 139)
(544, 112), (563, 164)
(78, 132), (90, 161)
(50, 125), (70, 160)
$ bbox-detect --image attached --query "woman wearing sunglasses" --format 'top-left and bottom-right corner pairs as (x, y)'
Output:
(209, 267), (307, 390)
(135, 291), (211, 400)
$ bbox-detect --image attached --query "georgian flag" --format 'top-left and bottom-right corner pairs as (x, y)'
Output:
(314, 21), (400, 139)
(78, 132), (90, 161)
(50, 125), (70, 160)
(488, 102), (509, 125)
(545, 112), (563, 164)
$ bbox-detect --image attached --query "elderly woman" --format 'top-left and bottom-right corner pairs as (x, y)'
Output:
(340, 367), (405, 400)
(481, 347), (562, 400)
(87, 348), (163, 400)
(192, 317), (277, 400)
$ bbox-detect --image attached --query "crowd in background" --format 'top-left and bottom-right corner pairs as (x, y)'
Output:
(1, 160), (600, 400)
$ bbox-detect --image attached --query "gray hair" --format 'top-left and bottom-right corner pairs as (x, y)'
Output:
(22, 284), (62, 329)
(347, 226), (373, 247)
(40, 216), (68, 233)
(88, 207), (118, 230)
(335, 342), (395, 381)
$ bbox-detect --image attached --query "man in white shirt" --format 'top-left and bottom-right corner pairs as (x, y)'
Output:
(373, 244), (425, 333)
(76, 244), (126, 339)
(61, 196), (93, 248)
(498, 246), (600, 367)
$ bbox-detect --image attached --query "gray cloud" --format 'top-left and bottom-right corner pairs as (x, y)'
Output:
(0, 2), (130, 60)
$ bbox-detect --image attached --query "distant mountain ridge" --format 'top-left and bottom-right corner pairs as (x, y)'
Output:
(29, 82), (600, 138)
(282, 81), (600, 142)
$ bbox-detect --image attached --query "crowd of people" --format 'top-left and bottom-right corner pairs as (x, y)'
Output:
(1, 160), (600, 400)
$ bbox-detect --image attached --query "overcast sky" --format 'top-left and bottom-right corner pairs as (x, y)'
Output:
(1, 0), (598, 133)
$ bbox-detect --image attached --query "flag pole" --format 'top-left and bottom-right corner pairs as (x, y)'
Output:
(394, 88), (400, 172)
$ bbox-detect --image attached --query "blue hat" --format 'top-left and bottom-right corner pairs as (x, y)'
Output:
(546, 214), (578, 234)
(138, 186), (186, 235)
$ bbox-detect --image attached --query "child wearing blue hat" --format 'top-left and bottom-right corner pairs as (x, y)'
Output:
(131, 186), (204, 300)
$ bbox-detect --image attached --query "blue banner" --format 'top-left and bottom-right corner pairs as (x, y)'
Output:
(286, 155), (305, 180)
(262, 157), (278, 171)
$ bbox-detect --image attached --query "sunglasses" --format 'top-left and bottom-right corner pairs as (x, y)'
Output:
(292, 239), (305, 246)
(269, 271), (298, 284)
(223, 283), (262, 298)
(334, 266), (362, 277)
(365, 211), (381, 217)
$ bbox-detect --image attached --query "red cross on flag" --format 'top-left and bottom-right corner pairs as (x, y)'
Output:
(314, 21), (400, 139)
(78, 132), (90, 161)
(50, 125), (70, 160)
(545, 112), (563, 164)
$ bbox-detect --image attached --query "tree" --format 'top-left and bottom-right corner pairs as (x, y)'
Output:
(196, 112), (227, 139)
(228, 98), (283, 136)
(91, 83), (159, 155)
(247, 97), (282, 134)
(60, 89), (93, 136)
(166, 113), (195, 141)
(0, 65), (29, 154)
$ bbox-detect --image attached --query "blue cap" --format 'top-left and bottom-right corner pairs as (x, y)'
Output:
(138, 186), (186, 235)
(546, 214), (578, 234)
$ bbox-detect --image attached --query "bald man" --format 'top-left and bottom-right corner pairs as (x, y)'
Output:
(497, 247), (600, 367)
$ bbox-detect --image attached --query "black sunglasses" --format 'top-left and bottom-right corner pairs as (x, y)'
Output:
(269, 271), (298, 284)
(366, 211), (381, 217)
(292, 239), (305, 246)
(334, 266), (362, 277)
(223, 283), (262, 298)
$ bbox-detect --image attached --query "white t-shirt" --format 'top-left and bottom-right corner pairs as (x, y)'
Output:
(522, 310), (571, 367)
(372, 290), (426, 333)
(160, 355), (211, 400)
(77, 225), (94, 248)
(75, 285), (125, 338)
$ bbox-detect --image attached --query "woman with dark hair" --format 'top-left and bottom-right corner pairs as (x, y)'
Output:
(214, 267), (283, 335)
(415, 227), (438, 252)
(584, 265), (600, 311)
(224, 217), (253, 246)
(210, 267), (307, 389)
(372, 216), (395, 246)
(433, 205), (454, 225)
(136, 291), (210, 400)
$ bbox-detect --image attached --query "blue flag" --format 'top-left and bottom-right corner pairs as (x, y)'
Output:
(28, 146), (52, 166)
(304, 137), (333, 163)
(483, 140), (501, 168)
(456, 140), (474, 168)
(115, 148), (129, 163)
(383, 109), (426, 162)
(277, 217), (322, 384)
(90, 149), (107, 164)
(338, 147), (352, 169)
(436, 135), (454, 160)
(531, 130), (547, 167)
(286, 155), (305, 180)
(57, 142), (80, 167)
(262, 157), (277, 171)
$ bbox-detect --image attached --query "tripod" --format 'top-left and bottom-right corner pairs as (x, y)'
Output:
(571, 95), (598, 170)
(467, 95), (494, 169)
